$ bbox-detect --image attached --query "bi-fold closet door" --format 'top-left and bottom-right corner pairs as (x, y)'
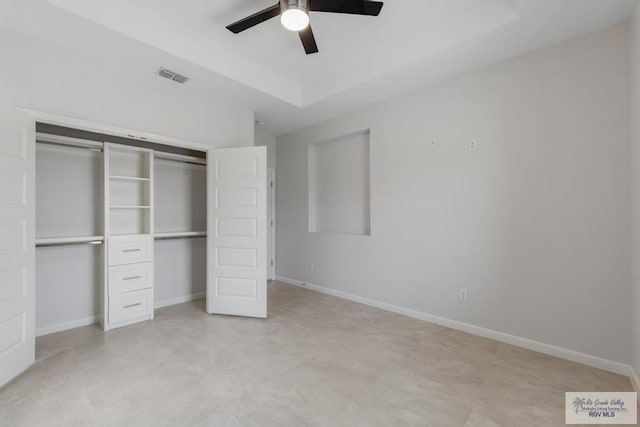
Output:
(207, 147), (267, 318)
(0, 112), (35, 389)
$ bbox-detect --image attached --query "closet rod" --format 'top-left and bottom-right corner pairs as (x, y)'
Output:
(154, 152), (207, 166)
(36, 240), (103, 248)
(37, 133), (205, 166)
(36, 133), (103, 151)
(154, 235), (207, 241)
(36, 140), (103, 152)
(154, 232), (207, 241)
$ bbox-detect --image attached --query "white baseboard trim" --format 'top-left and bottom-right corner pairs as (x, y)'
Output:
(276, 275), (631, 376)
(36, 315), (99, 337)
(35, 291), (206, 337)
(154, 291), (206, 309)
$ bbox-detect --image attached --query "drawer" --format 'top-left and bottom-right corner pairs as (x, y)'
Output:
(109, 263), (153, 295)
(108, 236), (153, 266)
(109, 289), (152, 324)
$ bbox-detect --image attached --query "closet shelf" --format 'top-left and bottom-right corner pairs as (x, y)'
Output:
(109, 175), (150, 182)
(36, 235), (104, 247)
(110, 233), (153, 238)
(109, 205), (151, 209)
(154, 231), (207, 240)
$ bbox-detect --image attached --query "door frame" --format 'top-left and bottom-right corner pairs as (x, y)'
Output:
(16, 109), (224, 312)
(20, 108), (214, 320)
(267, 168), (276, 280)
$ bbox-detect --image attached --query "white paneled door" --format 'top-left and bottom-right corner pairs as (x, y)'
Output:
(0, 111), (35, 387)
(207, 146), (267, 318)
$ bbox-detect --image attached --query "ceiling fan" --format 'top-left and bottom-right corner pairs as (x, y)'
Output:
(225, 0), (384, 55)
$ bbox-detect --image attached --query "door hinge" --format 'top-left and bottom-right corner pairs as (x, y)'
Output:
(271, 260), (274, 266)
(270, 181), (273, 188)
(270, 221), (273, 227)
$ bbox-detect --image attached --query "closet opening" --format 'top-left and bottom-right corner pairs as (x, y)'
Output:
(1, 113), (267, 386)
(35, 122), (208, 334)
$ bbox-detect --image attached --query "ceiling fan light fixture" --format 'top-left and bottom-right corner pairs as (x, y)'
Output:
(281, 5), (309, 31)
(226, 0), (384, 54)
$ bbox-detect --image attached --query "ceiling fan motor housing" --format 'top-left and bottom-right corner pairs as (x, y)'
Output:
(280, 0), (309, 14)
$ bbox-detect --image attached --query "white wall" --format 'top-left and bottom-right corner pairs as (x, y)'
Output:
(0, 27), (254, 147)
(277, 24), (631, 365)
(630, 3), (640, 385)
(255, 131), (277, 170)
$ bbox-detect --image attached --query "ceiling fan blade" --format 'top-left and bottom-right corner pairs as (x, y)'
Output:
(308, 0), (383, 16)
(226, 3), (281, 34)
(299, 25), (319, 55)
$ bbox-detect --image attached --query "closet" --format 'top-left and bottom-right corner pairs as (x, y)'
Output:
(35, 125), (208, 333)
(1, 116), (266, 387)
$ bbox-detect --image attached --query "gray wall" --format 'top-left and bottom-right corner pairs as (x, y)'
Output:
(276, 24), (631, 364)
(0, 26), (254, 148)
(630, 3), (640, 382)
(255, 131), (277, 169)
(154, 159), (207, 303)
(35, 144), (102, 329)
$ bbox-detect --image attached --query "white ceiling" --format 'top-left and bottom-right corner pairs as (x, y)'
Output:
(0, 0), (636, 135)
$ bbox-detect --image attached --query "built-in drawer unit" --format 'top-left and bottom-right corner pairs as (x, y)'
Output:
(108, 235), (153, 266)
(108, 263), (153, 295)
(108, 289), (152, 324)
(103, 143), (155, 331)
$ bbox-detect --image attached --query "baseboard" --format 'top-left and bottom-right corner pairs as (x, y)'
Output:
(35, 291), (206, 337)
(36, 315), (99, 337)
(154, 291), (206, 309)
(276, 275), (631, 376)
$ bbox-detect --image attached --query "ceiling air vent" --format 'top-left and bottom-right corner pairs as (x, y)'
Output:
(157, 67), (189, 84)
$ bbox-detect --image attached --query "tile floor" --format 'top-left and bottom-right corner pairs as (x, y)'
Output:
(0, 281), (636, 426)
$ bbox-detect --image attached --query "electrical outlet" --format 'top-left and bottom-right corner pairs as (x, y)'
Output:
(459, 288), (469, 302)
(468, 139), (478, 151)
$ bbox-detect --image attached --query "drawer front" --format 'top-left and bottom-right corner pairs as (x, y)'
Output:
(108, 236), (153, 266)
(109, 289), (152, 324)
(109, 263), (153, 295)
